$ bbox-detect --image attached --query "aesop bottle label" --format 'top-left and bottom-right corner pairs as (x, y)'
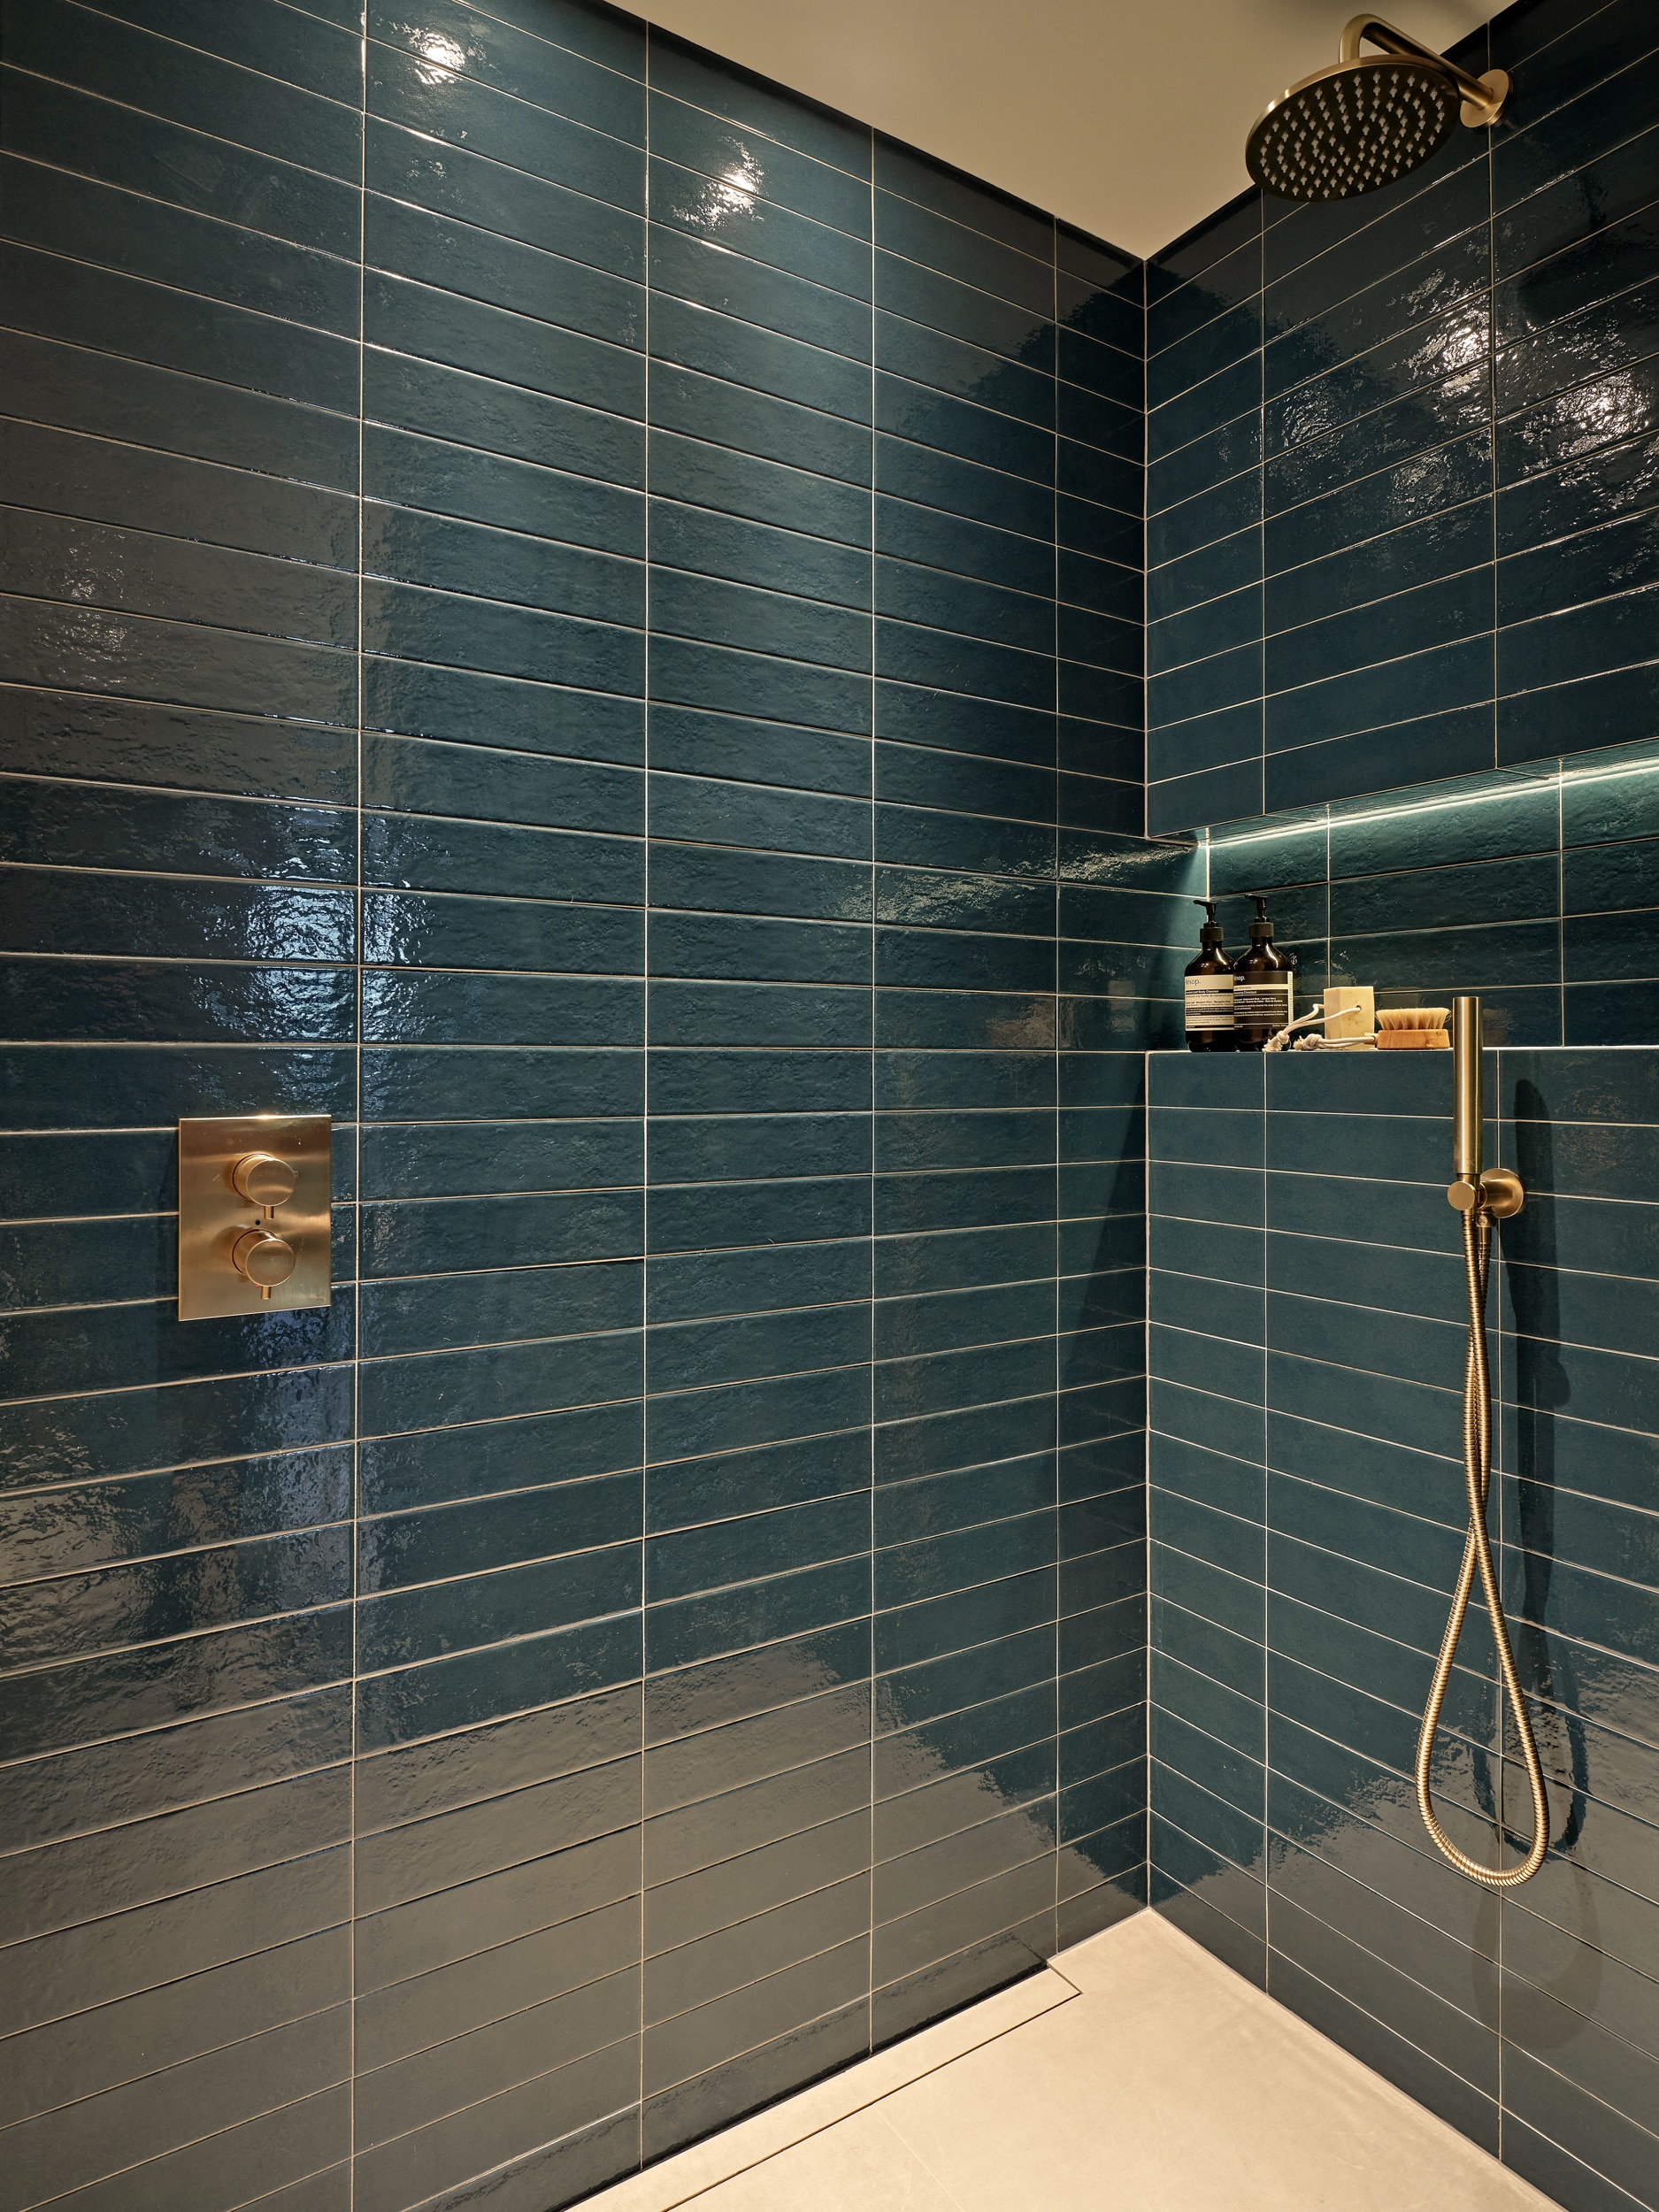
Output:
(1185, 974), (1235, 1031)
(1234, 979), (1293, 1029)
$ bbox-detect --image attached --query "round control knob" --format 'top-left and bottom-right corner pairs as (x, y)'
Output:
(232, 1229), (297, 1288)
(231, 1151), (296, 1209)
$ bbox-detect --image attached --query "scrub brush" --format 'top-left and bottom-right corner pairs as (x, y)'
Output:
(1375, 1007), (1451, 1049)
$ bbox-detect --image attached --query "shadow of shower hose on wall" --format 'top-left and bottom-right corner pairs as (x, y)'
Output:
(1504, 1081), (1591, 1863)
(1500, 1077), (1613, 2043)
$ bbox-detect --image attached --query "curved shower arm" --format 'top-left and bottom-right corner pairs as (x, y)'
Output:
(1339, 13), (1507, 117)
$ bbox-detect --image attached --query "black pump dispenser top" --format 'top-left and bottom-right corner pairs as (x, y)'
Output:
(1231, 892), (1294, 1051)
(1193, 897), (1225, 949)
(1184, 899), (1235, 1052)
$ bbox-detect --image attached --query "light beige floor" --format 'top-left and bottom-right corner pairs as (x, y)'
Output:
(595, 1910), (1557, 2211)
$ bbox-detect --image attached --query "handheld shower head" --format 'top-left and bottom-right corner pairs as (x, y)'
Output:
(1416, 994), (1547, 1890)
(1446, 996), (1522, 1220)
(1246, 14), (1509, 203)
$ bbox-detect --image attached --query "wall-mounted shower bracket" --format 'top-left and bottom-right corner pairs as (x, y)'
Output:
(1447, 1167), (1524, 1217)
(1446, 995), (1523, 1220)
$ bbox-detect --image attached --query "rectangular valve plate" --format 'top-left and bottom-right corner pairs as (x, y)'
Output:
(179, 1115), (332, 1321)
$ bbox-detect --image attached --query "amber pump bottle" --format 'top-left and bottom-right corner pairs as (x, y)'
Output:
(1185, 899), (1236, 1051)
(1231, 894), (1296, 1051)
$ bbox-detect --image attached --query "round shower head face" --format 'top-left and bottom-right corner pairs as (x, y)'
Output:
(1247, 55), (1461, 201)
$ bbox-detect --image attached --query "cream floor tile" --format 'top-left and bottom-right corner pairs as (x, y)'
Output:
(590, 1965), (1075, 2211)
(592, 1909), (1558, 2212)
(881, 1915), (1555, 2212)
(691, 2108), (964, 2211)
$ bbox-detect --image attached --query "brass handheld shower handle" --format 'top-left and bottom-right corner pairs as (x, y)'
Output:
(1417, 994), (1547, 1889)
(1451, 992), (1482, 1185)
(1447, 998), (1525, 1218)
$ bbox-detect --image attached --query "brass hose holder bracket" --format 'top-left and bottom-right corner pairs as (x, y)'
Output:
(1446, 995), (1524, 1220)
(1448, 1168), (1525, 1218)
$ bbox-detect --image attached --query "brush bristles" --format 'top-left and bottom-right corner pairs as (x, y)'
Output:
(1376, 1007), (1450, 1031)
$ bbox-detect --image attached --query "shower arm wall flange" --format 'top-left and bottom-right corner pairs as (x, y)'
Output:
(1339, 13), (1510, 127)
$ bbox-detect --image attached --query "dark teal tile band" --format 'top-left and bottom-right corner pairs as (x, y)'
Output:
(1148, 0), (1659, 839)
(1148, 1039), (1659, 2208)
(0, 4), (1172, 2206)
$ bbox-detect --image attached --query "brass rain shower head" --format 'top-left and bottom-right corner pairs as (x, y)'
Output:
(1246, 13), (1509, 203)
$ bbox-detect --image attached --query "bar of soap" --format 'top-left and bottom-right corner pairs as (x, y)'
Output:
(1324, 986), (1374, 1041)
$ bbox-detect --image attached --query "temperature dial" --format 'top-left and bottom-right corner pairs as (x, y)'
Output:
(231, 1152), (297, 1210)
(232, 1229), (298, 1288)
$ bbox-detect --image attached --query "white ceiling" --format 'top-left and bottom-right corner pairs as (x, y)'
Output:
(638, 0), (1508, 261)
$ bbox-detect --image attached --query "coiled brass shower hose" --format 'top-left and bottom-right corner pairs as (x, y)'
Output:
(1412, 1202), (1550, 1888)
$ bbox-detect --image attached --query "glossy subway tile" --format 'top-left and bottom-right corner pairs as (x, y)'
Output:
(33, 1), (1659, 2205)
(1153, 1023), (1659, 2192)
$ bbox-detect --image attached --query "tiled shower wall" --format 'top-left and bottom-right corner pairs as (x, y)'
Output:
(1144, 0), (1659, 833)
(0, 2), (1194, 2206)
(1204, 736), (1659, 1048)
(1148, 1049), (1659, 2211)
(1142, 4), (1659, 2208)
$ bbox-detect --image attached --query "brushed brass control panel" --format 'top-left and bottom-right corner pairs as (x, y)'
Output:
(178, 1115), (332, 1320)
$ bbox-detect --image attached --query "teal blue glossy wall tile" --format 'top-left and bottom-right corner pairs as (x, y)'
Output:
(1150, 1021), (1659, 2209)
(1149, 0), (1659, 836)
(1200, 729), (1659, 1045)
(0, 2), (1171, 2201)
